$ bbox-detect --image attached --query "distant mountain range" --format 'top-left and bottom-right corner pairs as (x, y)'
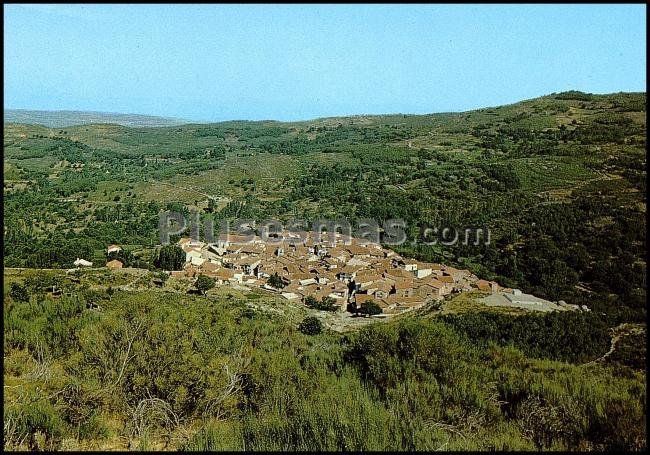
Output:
(4, 109), (194, 127)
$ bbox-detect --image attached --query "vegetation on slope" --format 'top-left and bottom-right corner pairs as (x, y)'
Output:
(4, 91), (645, 320)
(3, 91), (647, 450)
(3, 282), (646, 451)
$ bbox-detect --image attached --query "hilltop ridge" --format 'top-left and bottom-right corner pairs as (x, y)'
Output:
(4, 109), (193, 128)
(6, 90), (645, 128)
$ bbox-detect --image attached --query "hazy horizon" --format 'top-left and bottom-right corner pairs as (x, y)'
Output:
(4, 4), (646, 122)
(4, 87), (647, 124)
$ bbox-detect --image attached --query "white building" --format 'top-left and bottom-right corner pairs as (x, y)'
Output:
(190, 256), (206, 267)
(281, 292), (301, 300)
(415, 268), (432, 279)
(107, 244), (122, 255)
(73, 258), (93, 267)
(185, 249), (203, 263)
(299, 277), (317, 286)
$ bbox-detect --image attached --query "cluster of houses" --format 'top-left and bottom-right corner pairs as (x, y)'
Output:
(172, 231), (501, 315)
(71, 237), (583, 315)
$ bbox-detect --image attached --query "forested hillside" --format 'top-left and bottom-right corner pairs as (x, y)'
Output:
(3, 91), (647, 450)
(5, 91), (646, 319)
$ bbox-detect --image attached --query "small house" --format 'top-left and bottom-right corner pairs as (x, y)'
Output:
(107, 244), (122, 255)
(415, 268), (432, 279)
(106, 259), (123, 269)
(74, 258), (93, 267)
(475, 279), (492, 292)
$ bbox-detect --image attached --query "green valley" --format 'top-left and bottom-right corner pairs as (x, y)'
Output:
(3, 91), (647, 451)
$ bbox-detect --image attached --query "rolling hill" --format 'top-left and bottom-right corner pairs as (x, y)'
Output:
(3, 90), (647, 451)
(4, 109), (193, 128)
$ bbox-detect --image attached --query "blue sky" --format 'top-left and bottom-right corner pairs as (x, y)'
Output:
(4, 4), (646, 122)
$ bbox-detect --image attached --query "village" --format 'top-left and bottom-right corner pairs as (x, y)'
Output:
(77, 230), (586, 315)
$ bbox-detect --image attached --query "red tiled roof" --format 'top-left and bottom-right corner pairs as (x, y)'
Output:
(355, 294), (377, 305)
(106, 259), (123, 268)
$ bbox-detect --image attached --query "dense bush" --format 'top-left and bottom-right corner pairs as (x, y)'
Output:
(2, 290), (646, 451)
(305, 296), (338, 312)
(298, 316), (323, 335)
(10, 283), (30, 302)
(359, 299), (382, 316)
(439, 311), (611, 363)
(195, 274), (215, 294)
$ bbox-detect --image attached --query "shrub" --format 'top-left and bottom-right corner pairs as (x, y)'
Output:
(77, 411), (109, 441)
(299, 316), (322, 335)
(183, 421), (242, 450)
(156, 271), (169, 283)
(195, 274), (215, 295)
(10, 283), (30, 302)
(359, 300), (382, 316)
(267, 273), (285, 289)
(5, 400), (65, 450)
(305, 296), (338, 312)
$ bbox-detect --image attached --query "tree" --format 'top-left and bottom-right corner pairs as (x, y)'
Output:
(155, 244), (185, 271)
(304, 295), (319, 308)
(360, 300), (382, 317)
(540, 260), (579, 301)
(317, 296), (338, 312)
(298, 316), (322, 335)
(267, 272), (285, 289)
(24, 272), (62, 294)
(156, 271), (169, 283)
(195, 274), (215, 295)
(10, 283), (29, 302)
(304, 295), (338, 312)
